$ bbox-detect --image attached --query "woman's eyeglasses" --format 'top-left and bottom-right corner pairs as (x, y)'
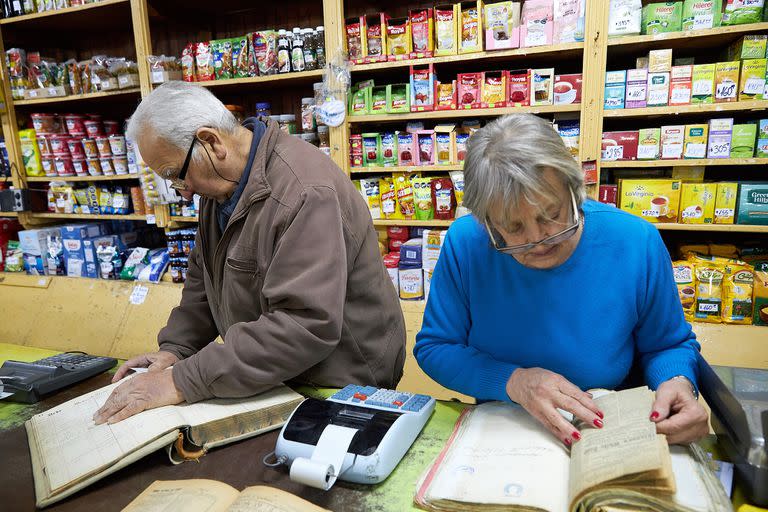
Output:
(484, 187), (581, 255)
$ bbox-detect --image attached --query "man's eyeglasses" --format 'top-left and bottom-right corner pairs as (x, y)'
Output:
(166, 137), (197, 191)
(484, 187), (581, 255)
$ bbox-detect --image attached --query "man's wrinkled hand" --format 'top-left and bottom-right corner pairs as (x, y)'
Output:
(111, 351), (179, 383)
(94, 370), (184, 425)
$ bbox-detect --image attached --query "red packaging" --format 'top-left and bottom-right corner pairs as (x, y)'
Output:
(346, 17), (365, 62)
(432, 178), (456, 220)
(397, 133), (418, 166)
(49, 135), (70, 156)
(83, 120), (103, 137)
(349, 134), (363, 154)
(64, 114), (87, 136)
(195, 42), (215, 81)
(387, 226), (410, 240)
(365, 14), (388, 62)
(582, 161), (597, 185)
(103, 120), (120, 136)
(507, 69), (530, 106)
(0, 219), (22, 272)
(30, 113), (59, 134)
(599, 184), (618, 206)
(72, 158), (88, 176)
(67, 138), (85, 158)
(181, 43), (197, 82)
(458, 72), (482, 109)
(601, 131), (640, 161)
(417, 131), (436, 165)
(435, 81), (458, 110)
(95, 136), (112, 158)
(553, 74), (583, 105)
(481, 71), (507, 108)
(410, 8), (434, 58)
(37, 136), (51, 157)
(389, 239), (405, 252)
(54, 156), (75, 176)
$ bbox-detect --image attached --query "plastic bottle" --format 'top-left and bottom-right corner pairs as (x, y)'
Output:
(277, 32), (291, 74)
(315, 26), (326, 68)
(302, 29), (317, 71)
(290, 29), (306, 72)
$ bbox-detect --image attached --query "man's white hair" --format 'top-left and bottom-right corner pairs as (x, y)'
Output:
(126, 81), (239, 163)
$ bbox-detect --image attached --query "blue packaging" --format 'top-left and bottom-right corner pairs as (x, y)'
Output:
(604, 70), (627, 110)
(399, 238), (423, 266)
(409, 227), (429, 240)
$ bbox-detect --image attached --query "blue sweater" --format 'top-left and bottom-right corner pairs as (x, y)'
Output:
(414, 200), (700, 402)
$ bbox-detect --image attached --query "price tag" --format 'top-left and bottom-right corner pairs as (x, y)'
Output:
(682, 209), (700, 219)
(693, 14), (714, 30)
(525, 22), (547, 46)
(47, 87), (58, 96)
(708, 142), (731, 157)
(661, 143), (683, 159)
(130, 285), (149, 305)
(716, 80), (737, 100)
(744, 0), (762, 6)
(118, 75), (129, 86)
(151, 70), (164, 83)
(28, 89), (39, 98)
(684, 143), (706, 159)
(648, 89), (669, 105)
(637, 145), (659, 160)
(626, 85), (647, 100)
(743, 77), (765, 95)
(642, 209), (661, 218)
(601, 145), (624, 161)
(715, 208), (734, 217)
(605, 96), (623, 108)
(670, 87), (691, 104)
(145, 214), (156, 225)
(692, 79), (712, 96)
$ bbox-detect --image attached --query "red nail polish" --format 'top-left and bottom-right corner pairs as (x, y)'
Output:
(564, 438), (572, 446)
(593, 418), (603, 428)
(596, 411), (604, 419)
(650, 411), (660, 420)
(572, 431), (581, 441)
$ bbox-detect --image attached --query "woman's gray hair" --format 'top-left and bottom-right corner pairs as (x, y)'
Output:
(126, 81), (239, 162)
(463, 114), (585, 228)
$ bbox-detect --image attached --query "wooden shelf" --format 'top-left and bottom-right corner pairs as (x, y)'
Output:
(373, 219), (454, 227)
(0, 0), (128, 25)
(30, 212), (147, 221)
(0, 211), (18, 218)
(655, 224), (768, 233)
(350, 165), (463, 174)
(603, 101), (768, 119)
(349, 104), (580, 123)
(351, 43), (585, 73)
(602, 158), (768, 168)
(608, 23), (768, 50)
(14, 88), (141, 107)
(26, 174), (141, 182)
(169, 216), (199, 223)
(191, 70), (325, 91)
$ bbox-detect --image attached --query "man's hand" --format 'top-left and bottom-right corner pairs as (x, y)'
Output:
(506, 367), (604, 447)
(651, 377), (709, 445)
(93, 370), (184, 425)
(111, 351), (179, 383)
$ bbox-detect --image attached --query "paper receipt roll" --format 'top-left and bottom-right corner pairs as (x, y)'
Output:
(289, 424), (359, 490)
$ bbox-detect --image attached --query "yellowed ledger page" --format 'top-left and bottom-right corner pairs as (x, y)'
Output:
(568, 387), (673, 503)
(425, 402), (570, 511)
(227, 485), (331, 512)
(121, 479), (240, 512)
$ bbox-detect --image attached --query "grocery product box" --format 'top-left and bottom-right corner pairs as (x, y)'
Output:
(599, 184), (618, 206)
(679, 182), (717, 223)
(707, 118), (734, 158)
(458, 1), (484, 54)
(410, 64), (435, 111)
(553, 74), (582, 105)
(731, 123), (757, 158)
(647, 72), (671, 106)
(642, 2), (683, 34)
(738, 59), (766, 101)
(669, 65), (693, 105)
(672, 166), (706, 182)
(18, 228), (61, 257)
(737, 183), (768, 225)
(691, 64), (715, 104)
(714, 61), (739, 103)
(649, 48), (673, 72)
(386, 84), (411, 113)
(409, 9), (434, 59)
(434, 4), (459, 56)
(758, 119), (768, 157)
(661, 125), (685, 159)
(601, 131), (639, 161)
(682, 0), (720, 30)
(60, 223), (105, 242)
(435, 125), (457, 164)
(604, 70), (627, 109)
(481, 71), (507, 108)
(484, 1), (521, 50)
(458, 72), (483, 109)
(727, 35), (768, 61)
(530, 68), (554, 106)
(625, 69), (648, 108)
(381, 132), (397, 166)
(362, 133), (382, 167)
(637, 128), (661, 160)
(618, 179), (682, 223)
(683, 124), (708, 159)
(714, 182), (738, 224)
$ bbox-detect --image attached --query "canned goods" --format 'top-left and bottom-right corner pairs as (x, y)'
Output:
(100, 157), (114, 175)
(113, 156), (128, 175)
(30, 113), (59, 134)
(108, 135), (126, 156)
(37, 136), (52, 157)
(103, 120), (120, 136)
(82, 138), (99, 159)
(72, 158), (88, 175)
(66, 138), (85, 158)
(54, 156), (75, 176)
(64, 114), (87, 136)
(49, 135), (70, 155)
(95, 137), (112, 157)
(86, 158), (102, 176)
(84, 120), (103, 137)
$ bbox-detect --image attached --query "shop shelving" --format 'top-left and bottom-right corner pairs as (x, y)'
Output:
(25, 174), (141, 182)
(601, 158), (768, 168)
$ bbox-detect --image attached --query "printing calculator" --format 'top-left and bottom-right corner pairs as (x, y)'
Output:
(0, 352), (117, 403)
(275, 384), (436, 485)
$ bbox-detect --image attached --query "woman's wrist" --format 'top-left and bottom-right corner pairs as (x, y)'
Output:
(666, 375), (698, 399)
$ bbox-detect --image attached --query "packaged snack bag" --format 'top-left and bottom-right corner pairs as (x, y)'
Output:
(432, 177), (456, 220)
(673, 260), (696, 321)
(435, 4), (459, 56)
(722, 263), (754, 324)
(413, 177), (434, 220)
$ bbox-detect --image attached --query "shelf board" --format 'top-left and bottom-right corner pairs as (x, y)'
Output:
(351, 43), (585, 73)
(169, 216), (199, 223)
(26, 174), (141, 182)
(190, 70), (325, 91)
(655, 224), (768, 233)
(350, 165), (464, 174)
(349, 104), (580, 123)
(0, 211), (19, 218)
(608, 23), (768, 51)
(602, 158), (768, 168)
(0, 0), (128, 25)
(373, 219), (454, 227)
(30, 212), (147, 221)
(603, 101), (768, 118)
(13, 88), (141, 107)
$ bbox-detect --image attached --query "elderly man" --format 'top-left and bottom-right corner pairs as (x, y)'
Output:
(415, 114), (708, 447)
(94, 82), (405, 424)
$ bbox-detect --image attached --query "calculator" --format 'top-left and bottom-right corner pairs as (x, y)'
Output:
(0, 352), (117, 403)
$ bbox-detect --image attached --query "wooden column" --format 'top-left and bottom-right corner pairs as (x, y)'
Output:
(130, 0), (154, 98)
(323, 0), (350, 174)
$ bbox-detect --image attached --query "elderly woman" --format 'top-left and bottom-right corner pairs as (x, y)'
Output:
(414, 114), (707, 447)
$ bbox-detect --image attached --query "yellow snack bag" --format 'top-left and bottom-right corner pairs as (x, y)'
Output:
(379, 178), (402, 220)
(694, 263), (725, 323)
(672, 260), (696, 321)
(708, 243), (740, 260)
(394, 172), (418, 219)
(753, 261), (768, 326)
(722, 263), (754, 325)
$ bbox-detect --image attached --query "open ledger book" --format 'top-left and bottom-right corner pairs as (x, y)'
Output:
(25, 379), (303, 508)
(415, 387), (733, 512)
(122, 479), (329, 512)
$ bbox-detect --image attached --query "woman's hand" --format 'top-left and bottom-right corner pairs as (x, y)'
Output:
(506, 367), (604, 446)
(111, 351), (180, 383)
(651, 377), (709, 445)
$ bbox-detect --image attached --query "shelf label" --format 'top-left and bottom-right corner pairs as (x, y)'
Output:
(715, 208), (734, 217)
(693, 14), (714, 30)
(683, 143), (706, 159)
(145, 214), (156, 225)
(130, 285), (149, 305)
(601, 145), (624, 161)
(743, 78), (765, 95)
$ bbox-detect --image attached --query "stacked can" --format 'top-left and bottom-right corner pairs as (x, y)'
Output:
(166, 229), (196, 283)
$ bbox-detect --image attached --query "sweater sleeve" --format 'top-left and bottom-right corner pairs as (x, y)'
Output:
(634, 226), (701, 392)
(414, 227), (519, 402)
